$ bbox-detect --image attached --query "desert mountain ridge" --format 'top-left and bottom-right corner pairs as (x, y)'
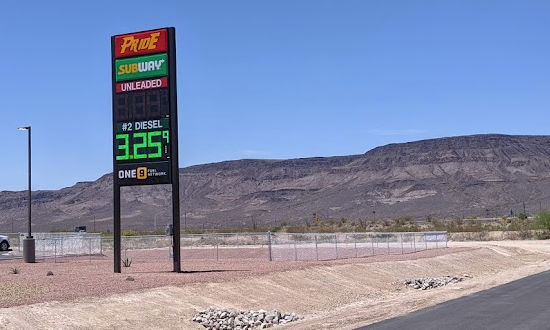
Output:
(1, 134), (550, 231)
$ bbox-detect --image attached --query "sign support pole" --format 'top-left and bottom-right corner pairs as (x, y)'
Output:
(114, 186), (121, 273)
(168, 27), (181, 272)
(111, 35), (122, 274)
(171, 176), (181, 272)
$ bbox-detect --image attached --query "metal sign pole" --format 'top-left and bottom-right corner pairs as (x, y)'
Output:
(114, 186), (121, 273)
(111, 35), (122, 274)
(168, 27), (181, 273)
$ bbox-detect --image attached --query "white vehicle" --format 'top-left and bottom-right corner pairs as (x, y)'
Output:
(0, 235), (10, 251)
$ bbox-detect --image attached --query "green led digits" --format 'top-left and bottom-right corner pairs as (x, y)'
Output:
(148, 131), (162, 158)
(133, 132), (148, 159)
(115, 130), (169, 161)
(116, 134), (130, 160)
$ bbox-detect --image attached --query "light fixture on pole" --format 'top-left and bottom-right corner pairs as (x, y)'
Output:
(18, 126), (35, 263)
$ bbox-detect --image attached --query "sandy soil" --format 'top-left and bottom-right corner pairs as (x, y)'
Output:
(0, 241), (549, 329)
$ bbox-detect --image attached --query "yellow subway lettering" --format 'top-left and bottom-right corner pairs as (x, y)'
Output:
(118, 64), (126, 75)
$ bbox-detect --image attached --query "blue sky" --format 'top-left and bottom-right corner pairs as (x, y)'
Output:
(1, 0), (550, 191)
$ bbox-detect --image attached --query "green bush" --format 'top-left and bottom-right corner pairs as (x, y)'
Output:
(535, 211), (550, 231)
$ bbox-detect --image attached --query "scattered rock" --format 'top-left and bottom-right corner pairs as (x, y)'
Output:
(46, 271), (54, 276)
(404, 275), (470, 290)
(193, 308), (304, 329)
(125, 276), (134, 281)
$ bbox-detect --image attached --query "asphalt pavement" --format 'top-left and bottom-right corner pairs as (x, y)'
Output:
(359, 270), (550, 330)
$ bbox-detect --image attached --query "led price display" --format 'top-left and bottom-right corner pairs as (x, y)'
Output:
(114, 118), (170, 162)
(114, 88), (169, 120)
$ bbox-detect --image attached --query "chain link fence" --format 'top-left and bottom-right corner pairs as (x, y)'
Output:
(104, 231), (448, 262)
(269, 232), (447, 261)
(10, 231), (447, 263)
(13, 233), (103, 260)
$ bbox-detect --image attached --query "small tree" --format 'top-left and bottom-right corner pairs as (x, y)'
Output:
(535, 211), (550, 231)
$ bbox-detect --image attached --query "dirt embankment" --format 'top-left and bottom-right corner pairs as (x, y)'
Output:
(0, 241), (549, 329)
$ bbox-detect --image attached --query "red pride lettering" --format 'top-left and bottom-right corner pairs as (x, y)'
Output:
(114, 29), (168, 58)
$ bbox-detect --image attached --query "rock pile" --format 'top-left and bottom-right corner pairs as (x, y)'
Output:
(404, 274), (471, 290)
(192, 308), (303, 329)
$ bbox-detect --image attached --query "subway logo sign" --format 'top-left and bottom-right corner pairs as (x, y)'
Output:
(115, 53), (168, 82)
(114, 29), (167, 58)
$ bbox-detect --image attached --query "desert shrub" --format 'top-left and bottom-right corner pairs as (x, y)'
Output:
(535, 211), (550, 230)
(122, 257), (132, 267)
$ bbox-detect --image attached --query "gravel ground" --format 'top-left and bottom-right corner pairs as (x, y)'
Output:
(0, 241), (549, 329)
(0, 247), (464, 307)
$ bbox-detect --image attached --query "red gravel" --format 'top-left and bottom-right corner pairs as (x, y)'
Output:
(0, 247), (471, 307)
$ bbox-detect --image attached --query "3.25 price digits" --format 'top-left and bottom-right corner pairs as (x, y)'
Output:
(116, 130), (169, 161)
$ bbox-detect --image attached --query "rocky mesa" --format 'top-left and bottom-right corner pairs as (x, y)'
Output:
(2, 134), (550, 231)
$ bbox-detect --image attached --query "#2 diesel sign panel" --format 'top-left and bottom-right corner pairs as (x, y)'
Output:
(115, 53), (168, 82)
(114, 29), (168, 58)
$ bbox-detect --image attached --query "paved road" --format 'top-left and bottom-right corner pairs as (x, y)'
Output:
(360, 270), (550, 330)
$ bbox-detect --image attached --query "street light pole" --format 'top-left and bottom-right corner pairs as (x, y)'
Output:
(18, 126), (35, 263)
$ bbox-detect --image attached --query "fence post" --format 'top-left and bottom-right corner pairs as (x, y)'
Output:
(100, 235), (103, 256)
(293, 235), (298, 261)
(413, 233), (416, 252)
(370, 233), (378, 255)
(436, 234), (439, 249)
(386, 234), (390, 255)
(334, 234), (338, 259)
(400, 233), (404, 255)
(445, 232), (448, 248)
(314, 234), (318, 261)
(267, 231), (272, 262)
(354, 234), (358, 258)
(89, 238), (92, 262)
(54, 239), (57, 263)
(425, 233), (428, 250)
(216, 234), (219, 262)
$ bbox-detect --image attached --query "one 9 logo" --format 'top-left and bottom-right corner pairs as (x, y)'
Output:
(137, 167), (148, 180)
